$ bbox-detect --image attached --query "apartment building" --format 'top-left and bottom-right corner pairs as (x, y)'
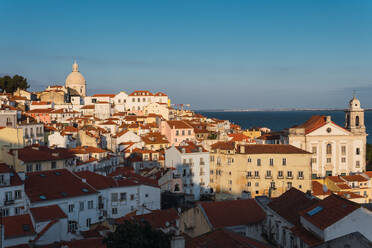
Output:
(209, 142), (312, 198)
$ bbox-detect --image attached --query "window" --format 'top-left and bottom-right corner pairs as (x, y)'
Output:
(176, 130), (179, 136)
(287, 171), (293, 178)
(356, 161), (360, 168)
(182, 130), (185, 136)
(312, 146), (317, 154)
(68, 204), (74, 213)
(112, 208), (118, 215)
(341, 157), (346, 163)
(257, 159), (261, 166)
(86, 218), (91, 228)
(68, 221), (77, 233)
(282, 158), (287, 165)
(188, 130), (191, 135)
(287, 182), (292, 189)
(35, 163), (41, 171)
(247, 171), (252, 177)
(269, 158), (274, 166)
(326, 144), (332, 154)
(5, 192), (12, 201)
(356, 148), (360, 155)
(120, 193), (127, 201)
(247, 182), (251, 187)
(270, 182), (276, 189)
(254, 171), (259, 177)
(298, 171), (304, 179)
(229, 180), (232, 185)
(255, 182), (259, 187)
(341, 146), (346, 155)
(15, 207), (22, 215)
(88, 200), (93, 209)
(327, 158), (332, 163)
(356, 116), (360, 126)
(278, 171), (283, 178)
(311, 158), (317, 164)
(1, 208), (9, 217)
(266, 170), (272, 177)
(79, 202), (84, 211)
(210, 156), (214, 162)
(130, 194), (135, 200)
(51, 161), (56, 169)
(26, 164), (33, 173)
(248, 157), (252, 163)
(15, 190), (22, 200)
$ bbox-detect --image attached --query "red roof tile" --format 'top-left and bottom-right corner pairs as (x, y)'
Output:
(166, 120), (193, 129)
(30, 205), (67, 222)
(312, 181), (332, 196)
(341, 175), (369, 182)
(25, 169), (97, 203)
(117, 208), (179, 229)
(268, 188), (319, 225)
(3, 214), (36, 239)
(300, 194), (360, 230)
(129, 90), (153, 96)
(11, 145), (74, 163)
(199, 199), (265, 228)
(186, 229), (272, 248)
(92, 94), (115, 97)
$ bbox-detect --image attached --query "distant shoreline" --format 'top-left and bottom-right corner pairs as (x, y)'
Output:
(195, 109), (372, 112)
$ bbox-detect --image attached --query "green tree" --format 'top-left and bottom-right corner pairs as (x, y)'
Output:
(104, 220), (172, 248)
(0, 74), (29, 93)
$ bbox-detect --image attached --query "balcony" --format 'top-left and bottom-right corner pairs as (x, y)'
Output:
(265, 175), (273, 179)
(4, 199), (14, 205)
(277, 175), (284, 179)
(254, 176), (260, 179)
(297, 176), (304, 180)
(246, 175), (252, 179)
(286, 176), (293, 179)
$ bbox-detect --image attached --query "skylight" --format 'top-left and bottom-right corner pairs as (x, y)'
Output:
(39, 195), (47, 200)
(307, 206), (323, 216)
(82, 188), (89, 193)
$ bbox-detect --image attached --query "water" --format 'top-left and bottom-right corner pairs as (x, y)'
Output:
(197, 110), (372, 143)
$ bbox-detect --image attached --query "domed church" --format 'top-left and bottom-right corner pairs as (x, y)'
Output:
(65, 61), (86, 96)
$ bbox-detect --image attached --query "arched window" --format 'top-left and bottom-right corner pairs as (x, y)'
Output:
(346, 114), (350, 127)
(326, 144), (332, 154)
(356, 116), (360, 127)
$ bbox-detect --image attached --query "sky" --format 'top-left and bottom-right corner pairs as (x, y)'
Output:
(1, 0), (372, 110)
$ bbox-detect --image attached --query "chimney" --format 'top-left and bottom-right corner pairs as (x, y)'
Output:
(326, 116), (331, 123)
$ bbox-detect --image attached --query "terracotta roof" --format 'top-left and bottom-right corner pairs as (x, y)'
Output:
(268, 188), (319, 225)
(25, 169), (98, 203)
(227, 133), (252, 142)
(210, 141), (235, 150)
(3, 214), (36, 239)
(81, 105), (95, 109)
(129, 90), (153, 96)
(337, 183), (352, 190)
(114, 129), (129, 138)
(30, 205), (67, 222)
(141, 132), (169, 144)
(237, 144), (310, 154)
(341, 175), (369, 182)
(337, 191), (364, 199)
(27, 108), (53, 113)
(199, 199), (265, 228)
(312, 181), (332, 196)
(154, 92), (168, 96)
(117, 208), (179, 229)
(290, 225), (322, 246)
(300, 194), (360, 230)
(92, 94), (115, 97)
(70, 146), (107, 154)
(63, 126), (78, 132)
(166, 120), (193, 129)
(31, 101), (51, 105)
(293, 115), (348, 135)
(175, 142), (207, 153)
(186, 229), (272, 248)
(327, 176), (344, 183)
(11, 145), (74, 163)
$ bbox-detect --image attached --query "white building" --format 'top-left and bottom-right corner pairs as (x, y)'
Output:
(0, 163), (26, 217)
(25, 169), (100, 233)
(113, 91), (128, 112)
(48, 131), (77, 148)
(287, 96), (367, 178)
(165, 141), (210, 200)
(76, 170), (161, 219)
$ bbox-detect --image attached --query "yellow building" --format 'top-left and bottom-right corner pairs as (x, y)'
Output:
(242, 129), (262, 139)
(209, 141), (312, 199)
(0, 126), (25, 148)
(1, 145), (75, 172)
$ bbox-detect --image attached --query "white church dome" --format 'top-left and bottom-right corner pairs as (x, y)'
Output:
(65, 61), (86, 87)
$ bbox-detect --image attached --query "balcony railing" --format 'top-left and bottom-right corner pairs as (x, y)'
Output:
(277, 175), (284, 179)
(265, 175), (273, 179)
(4, 199), (14, 205)
(286, 175), (293, 179)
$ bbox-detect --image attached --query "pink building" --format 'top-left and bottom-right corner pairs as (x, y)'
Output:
(160, 120), (195, 146)
(26, 108), (53, 124)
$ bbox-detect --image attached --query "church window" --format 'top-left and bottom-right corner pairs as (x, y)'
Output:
(356, 116), (360, 126)
(312, 146), (317, 154)
(341, 146), (346, 155)
(356, 148), (360, 155)
(326, 144), (332, 154)
(132, 98), (135, 102)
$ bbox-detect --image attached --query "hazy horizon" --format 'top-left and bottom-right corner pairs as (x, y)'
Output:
(1, 0), (372, 109)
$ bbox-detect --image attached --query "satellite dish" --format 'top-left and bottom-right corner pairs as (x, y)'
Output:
(323, 185), (328, 192)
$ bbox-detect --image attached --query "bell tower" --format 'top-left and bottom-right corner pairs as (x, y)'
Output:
(345, 95), (365, 134)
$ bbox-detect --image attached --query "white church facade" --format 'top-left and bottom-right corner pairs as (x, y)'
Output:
(287, 96), (367, 178)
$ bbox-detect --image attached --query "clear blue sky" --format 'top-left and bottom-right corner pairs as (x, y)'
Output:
(1, 0), (372, 109)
